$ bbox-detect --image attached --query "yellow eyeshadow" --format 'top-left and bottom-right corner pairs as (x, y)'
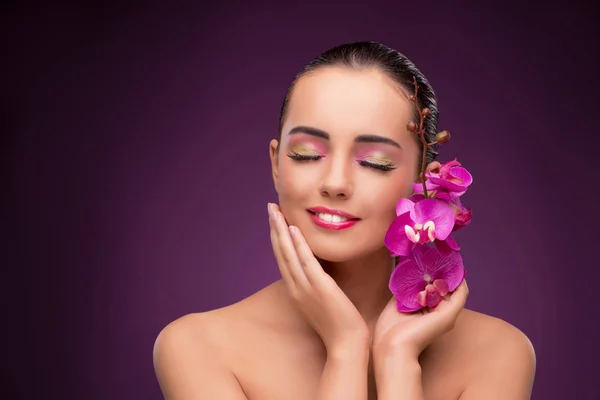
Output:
(362, 153), (395, 165)
(290, 144), (319, 154)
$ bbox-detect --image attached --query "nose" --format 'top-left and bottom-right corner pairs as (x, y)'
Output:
(319, 155), (354, 200)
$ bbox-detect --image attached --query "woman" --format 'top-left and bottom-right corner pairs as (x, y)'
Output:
(153, 41), (536, 399)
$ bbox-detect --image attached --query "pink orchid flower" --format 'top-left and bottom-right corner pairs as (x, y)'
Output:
(384, 198), (455, 257)
(434, 191), (472, 232)
(411, 175), (473, 234)
(413, 159), (473, 196)
(406, 193), (461, 253)
(408, 192), (460, 252)
(389, 244), (466, 312)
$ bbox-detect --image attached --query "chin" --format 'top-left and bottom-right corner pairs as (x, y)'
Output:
(312, 247), (357, 263)
(313, 249), (355, 263)
(304, 231), (380, 263)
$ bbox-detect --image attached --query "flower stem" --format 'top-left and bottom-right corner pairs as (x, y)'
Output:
(412, 77), (429, 198)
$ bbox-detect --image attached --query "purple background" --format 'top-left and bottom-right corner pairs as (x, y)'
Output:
(3, 2), (598, 399)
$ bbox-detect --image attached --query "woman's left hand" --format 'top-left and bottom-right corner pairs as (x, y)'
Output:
(372, 279), (469, 362)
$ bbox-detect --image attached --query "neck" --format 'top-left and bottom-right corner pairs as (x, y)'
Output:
(319, 247), (395, 325)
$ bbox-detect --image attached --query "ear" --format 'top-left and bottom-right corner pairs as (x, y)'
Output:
(425, 161), (441, 174)
(269, 139), (280, 193)
(415, 160), (441, 183)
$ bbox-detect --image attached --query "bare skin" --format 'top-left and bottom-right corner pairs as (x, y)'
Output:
(154, 283), (535, 400)
(153, 67), (536, 399)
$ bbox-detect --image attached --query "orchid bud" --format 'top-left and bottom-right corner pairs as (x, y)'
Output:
(422, 107), (430, 116)
(435, 130), (450, 144)
(407, 121), (417, 132)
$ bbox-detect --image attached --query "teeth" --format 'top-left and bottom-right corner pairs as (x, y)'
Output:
(317, 213), (348, 223)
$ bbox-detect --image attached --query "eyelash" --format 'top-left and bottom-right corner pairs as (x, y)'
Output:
(286, 152), (397, 172)
(287, 153), (322, 161)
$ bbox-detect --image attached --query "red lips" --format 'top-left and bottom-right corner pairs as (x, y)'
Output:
(306, 206), (361, 231)
(306, 206), (359, 220)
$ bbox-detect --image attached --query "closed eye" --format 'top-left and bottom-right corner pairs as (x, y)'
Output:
(358, 160), (396, 172)
(287, 152), (322, 161)
(288, 152), (396, 172)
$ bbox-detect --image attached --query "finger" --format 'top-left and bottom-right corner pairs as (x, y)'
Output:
(435, 279), (468, 319)
(448, 280), (469, 311)
(268, 203), (294, 287)
(445, 280), (469, 323)
(271, 207), (309, 287)
(288, 225), (325, 285)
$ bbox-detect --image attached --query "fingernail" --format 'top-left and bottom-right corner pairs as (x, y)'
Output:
(289, 226), (296, 236)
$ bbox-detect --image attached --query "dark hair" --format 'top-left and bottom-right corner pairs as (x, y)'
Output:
(278, 41), (439, 167)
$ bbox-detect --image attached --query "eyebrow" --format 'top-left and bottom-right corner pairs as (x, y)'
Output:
(287, 125), (402, 149)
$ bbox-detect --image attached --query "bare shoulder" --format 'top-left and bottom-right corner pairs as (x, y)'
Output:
(153, 311), (228, 359)
(153, 281), (283, 356)
(152, 308), (250, 399)
(457, 308), (536, 363)
(152, 282), (286, 399)
(452, 309), (536, 399)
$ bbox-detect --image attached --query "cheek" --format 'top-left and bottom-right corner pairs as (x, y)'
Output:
(360, 172), (414, 217)
(276, 161), (317, 207)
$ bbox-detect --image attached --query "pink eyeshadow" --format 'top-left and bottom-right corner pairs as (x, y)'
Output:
(354, 145), (400, 162)
(287, 136), (328, 154)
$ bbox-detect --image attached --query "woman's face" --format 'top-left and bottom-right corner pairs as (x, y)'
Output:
(270, 67), (432, 262)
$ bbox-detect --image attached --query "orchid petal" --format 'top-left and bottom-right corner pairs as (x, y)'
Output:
(435, 235), (460, 254)
(433, 279), (449, 296)
(449, 167), (473, 186)
(424, 221), (436, 242)
(396, 298), (421, 313)
(390, 245), (431, 309)
(409, 193), (426, 203)
(453, 208), (472, 232)
(396, 198), (415, 217)
(389, 254), (428, 311)
(428, 176), (468, 192)
(418, 245), (440, 267)
(412, 179), (439, 193)
(450, 193), (463, 206)
(417, 284), (443, 308)
(405, 225), (420, 243)
(384, 212), (415, 257)
(445, 235), (460, 250)
(416, 290), (427, 307)
(434, 191), (451, 201)
(425, 287), (443, 308)
(439, 159), (461, 173)
(422, 247), (465, 292)
(413, 199), (455, 240)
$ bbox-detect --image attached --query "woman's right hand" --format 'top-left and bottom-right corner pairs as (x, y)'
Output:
(268, 203), (370, 356)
